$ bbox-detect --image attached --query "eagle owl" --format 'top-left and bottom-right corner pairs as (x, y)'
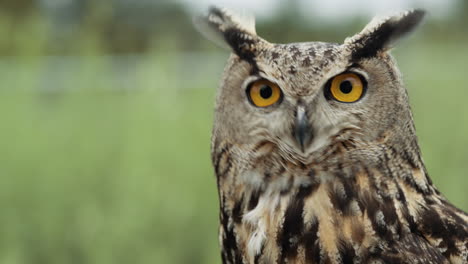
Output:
(195, 7), (468, 264)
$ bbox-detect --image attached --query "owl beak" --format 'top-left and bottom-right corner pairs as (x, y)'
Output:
(294, 105), (313, 152)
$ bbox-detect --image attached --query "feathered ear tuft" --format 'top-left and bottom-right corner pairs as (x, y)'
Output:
(345, 9), (426, 60)
(194, 6), (261, 61)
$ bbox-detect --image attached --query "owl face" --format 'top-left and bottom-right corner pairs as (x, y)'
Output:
(197, 8), (425, 163)
(214, 42), (408, 160)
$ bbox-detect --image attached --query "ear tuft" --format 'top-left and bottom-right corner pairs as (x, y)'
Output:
(345, 9), (426, 60)
(194, 6), (259, 57)
(207, 6), (256, 36)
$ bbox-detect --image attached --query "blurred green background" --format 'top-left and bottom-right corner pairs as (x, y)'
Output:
(0, 0), (466, 263)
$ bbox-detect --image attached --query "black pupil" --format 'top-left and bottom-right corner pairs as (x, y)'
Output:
(340, 80), (353, 94)
(259, 85), (273, 99)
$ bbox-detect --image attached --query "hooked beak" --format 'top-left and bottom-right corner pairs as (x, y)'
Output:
(293, 105), (313, 152)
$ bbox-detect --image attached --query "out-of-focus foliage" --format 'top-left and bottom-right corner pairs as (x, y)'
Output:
(0, 1), (466, 263)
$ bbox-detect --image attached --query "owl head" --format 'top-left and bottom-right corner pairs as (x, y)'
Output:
(196, 7), (425, 164)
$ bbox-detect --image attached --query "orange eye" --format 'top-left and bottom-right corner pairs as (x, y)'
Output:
(328, 73), (365, 103)
(247, 79), (282, 107)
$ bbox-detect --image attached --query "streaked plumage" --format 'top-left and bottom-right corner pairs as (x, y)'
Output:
(196, 7), (468, 264)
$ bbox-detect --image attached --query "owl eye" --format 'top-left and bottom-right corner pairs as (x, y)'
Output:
(327, 73), (366, 103)
(247, 79), (283, 107)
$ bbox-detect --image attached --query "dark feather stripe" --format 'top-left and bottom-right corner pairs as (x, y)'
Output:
(303, 220), (321, 263)
(329, 178), (357, 216)
(214, 145), (229, 175)
(223, 28), (259, 66)
(248, 188), (263, 211)
(277, 185), (314, 262)
(419, 208), (463, 257)
(232, 195), (244, 224)
(220, 208), (241, 263)
(338, 239), (357, 264)
(214, 144), (233, 180)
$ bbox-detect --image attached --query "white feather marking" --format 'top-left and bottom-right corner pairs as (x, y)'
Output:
(244, 196), (268, 257)
(243, 191), (284, 258)
(239, 170), (264, 190)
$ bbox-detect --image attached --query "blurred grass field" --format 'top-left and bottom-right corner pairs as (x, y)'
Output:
(0, 16), (467, 264)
